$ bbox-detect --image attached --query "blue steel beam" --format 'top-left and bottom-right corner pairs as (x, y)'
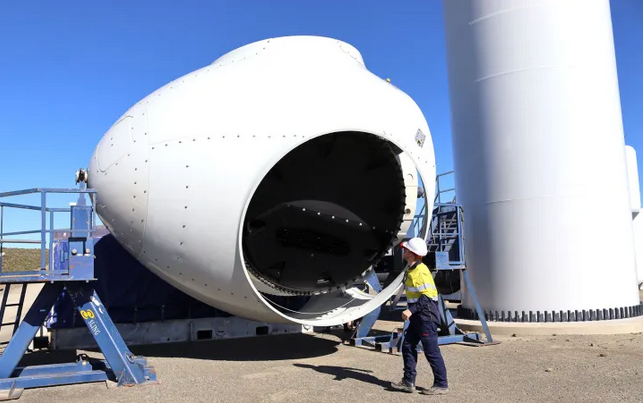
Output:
(0, 283), (64, 379)
(40, 192), (46, 270)
(0, 189), (95, 198)
(0, 230), (44, 237)
(65, 283), (154, 386)
(0, 370), (108, 399)
(0, 240), (40, 244)
(352, 270), (383, 339)
(0, 202), (42, 211)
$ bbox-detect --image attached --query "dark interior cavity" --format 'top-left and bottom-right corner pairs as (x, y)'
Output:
(242, 131), (406, 293)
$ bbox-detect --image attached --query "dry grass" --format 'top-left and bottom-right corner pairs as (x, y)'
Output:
(0, 248), (48, 272)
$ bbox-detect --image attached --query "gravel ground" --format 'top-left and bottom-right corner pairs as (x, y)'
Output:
(10, 327), (642, 403)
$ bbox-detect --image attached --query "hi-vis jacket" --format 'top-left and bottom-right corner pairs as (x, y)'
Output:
(404, 261), (438, 308)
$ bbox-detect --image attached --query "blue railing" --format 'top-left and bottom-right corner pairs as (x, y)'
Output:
(430, 203), (465, 268)
(410, 171), (458, 241)
(434, 170), (456, 204)
(0, 188), (97, 273)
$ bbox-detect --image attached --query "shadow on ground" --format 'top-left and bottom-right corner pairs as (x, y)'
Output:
(293, 363), (417, 393)
(131, 333), (341, 361)
(18, 333), (341, 365)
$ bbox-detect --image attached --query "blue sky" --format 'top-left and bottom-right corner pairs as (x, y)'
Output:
(0, 0), (641, 243)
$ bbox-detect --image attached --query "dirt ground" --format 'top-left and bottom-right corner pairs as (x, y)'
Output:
(1, 285), (642, 402)
(5, 327), (641, 403)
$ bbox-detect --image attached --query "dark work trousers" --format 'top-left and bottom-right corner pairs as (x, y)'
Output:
(401, 302), (448, 387)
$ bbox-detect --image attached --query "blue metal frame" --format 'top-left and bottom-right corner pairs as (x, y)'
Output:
(0, 187), (97, 273)
(430, 203), (466, 267)
(0, 184), (157, 400)
(350, 254), (496, 353)
(350, 199), (498, 353)
(351, 270), (383, 341)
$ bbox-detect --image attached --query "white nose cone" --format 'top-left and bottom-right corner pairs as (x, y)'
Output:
(88, 36), (436, 326)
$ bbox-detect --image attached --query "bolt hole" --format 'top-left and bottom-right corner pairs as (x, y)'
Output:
(256, 326), (269, 336)
(197, 330), (212, 340)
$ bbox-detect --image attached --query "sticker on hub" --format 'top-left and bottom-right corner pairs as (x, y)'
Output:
(415, 129), (426, 148)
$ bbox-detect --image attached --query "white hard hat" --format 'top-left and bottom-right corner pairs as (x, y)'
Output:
(400, 237), (428, 257)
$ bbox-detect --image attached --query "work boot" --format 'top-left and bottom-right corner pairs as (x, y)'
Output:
(390, 379), (415, 393)
(421, 386), (449, 395)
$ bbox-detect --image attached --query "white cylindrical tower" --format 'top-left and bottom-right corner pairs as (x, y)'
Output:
(625, 146), (641, 215)
(442, 0), (641, 322)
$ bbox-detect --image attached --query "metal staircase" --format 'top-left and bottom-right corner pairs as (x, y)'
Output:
(349, 171), (496, 352)
(0, 285), (28, 348)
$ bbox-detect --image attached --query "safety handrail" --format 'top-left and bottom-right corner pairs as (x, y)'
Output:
(0, 187), (97, 272)
(434, 170), (456, 204)
(429, 203), (465, 267)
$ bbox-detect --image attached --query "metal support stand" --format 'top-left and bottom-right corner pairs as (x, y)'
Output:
(0, 182), (157, 400)
(350, 258), (497, 354)
(350, 270), (382, 341)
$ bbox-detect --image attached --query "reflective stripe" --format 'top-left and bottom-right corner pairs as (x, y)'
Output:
(406, 296), (439, 304)
(404, 262), (438, 300)
(407, 283), (436, 293)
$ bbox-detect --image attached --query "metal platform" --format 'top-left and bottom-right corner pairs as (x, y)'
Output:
(0, 179), (157, 400)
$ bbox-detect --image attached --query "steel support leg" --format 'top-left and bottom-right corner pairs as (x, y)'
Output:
(352, 270), (383, 339)
(64, 282), (155, 386)
(437, 294), (457, 336)
(0, 283), (64, 379)
(462, 270), (493, 343)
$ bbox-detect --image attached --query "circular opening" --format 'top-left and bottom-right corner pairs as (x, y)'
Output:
(242, 131), (406, 294)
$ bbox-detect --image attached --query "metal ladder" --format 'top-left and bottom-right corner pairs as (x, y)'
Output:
(0, 285), (28, 348)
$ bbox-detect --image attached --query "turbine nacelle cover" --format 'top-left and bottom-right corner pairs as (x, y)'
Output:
(88, 35), (436, 326)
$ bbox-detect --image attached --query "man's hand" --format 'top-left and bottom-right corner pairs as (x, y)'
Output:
(401, 309), (412, 321)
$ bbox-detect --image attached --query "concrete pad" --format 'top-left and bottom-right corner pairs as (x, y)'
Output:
(456, 316), (643, 336)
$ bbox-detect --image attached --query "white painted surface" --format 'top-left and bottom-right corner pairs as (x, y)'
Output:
(625, 146), (641, 214)
(633, 211), (643, 287)
(88, 36), (436, 326)
(442, 0), (639, 315)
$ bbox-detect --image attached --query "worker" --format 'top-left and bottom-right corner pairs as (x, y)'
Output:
(390, 237), (448, 395)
